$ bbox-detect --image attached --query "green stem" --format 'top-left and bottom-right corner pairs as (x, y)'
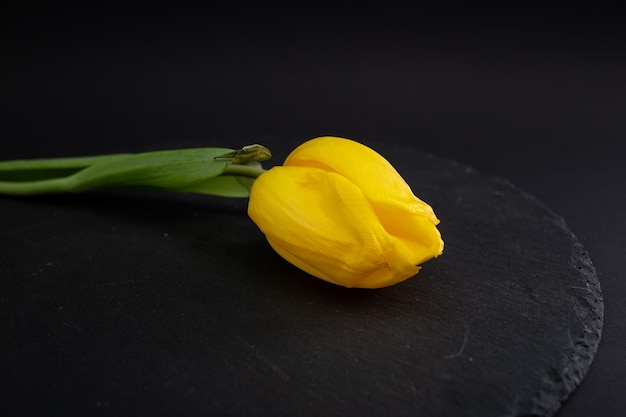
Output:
(0, 154), (131, 172)
(222, 164), (267, 178)
(0, 177), (73, 195)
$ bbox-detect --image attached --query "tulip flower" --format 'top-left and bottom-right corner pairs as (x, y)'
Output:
(0, 136), (443, 289)
(248, 136), (444, 289)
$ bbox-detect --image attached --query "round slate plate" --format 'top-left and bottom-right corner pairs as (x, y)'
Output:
(0, 141), (603, 417)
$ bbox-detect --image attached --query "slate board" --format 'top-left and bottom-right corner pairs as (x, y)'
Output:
(0, 141), (604, 417)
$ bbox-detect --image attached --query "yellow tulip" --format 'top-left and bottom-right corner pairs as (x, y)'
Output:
(248, 136), (444, 289)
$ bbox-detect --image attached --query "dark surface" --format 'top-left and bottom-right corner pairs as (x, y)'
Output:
(1, 6), (625, 417)
(0, 143), (603, 416)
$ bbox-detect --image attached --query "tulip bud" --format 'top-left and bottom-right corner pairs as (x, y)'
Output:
(247, 136), (444, 289)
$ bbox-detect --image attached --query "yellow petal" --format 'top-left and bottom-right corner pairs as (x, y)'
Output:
(284, 137), (428, 211)
(373, 202), (444, 265)
(285, 136), (444, 261)
(248, 166), (421, 288)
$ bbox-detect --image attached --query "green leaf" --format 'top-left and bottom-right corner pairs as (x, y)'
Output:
(0, 147), (270, 197)
(68, 148), (234, 192)
(175, 175), (255, 198)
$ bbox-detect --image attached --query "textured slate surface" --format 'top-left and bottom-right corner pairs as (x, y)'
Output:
(0, 142), (603, 416)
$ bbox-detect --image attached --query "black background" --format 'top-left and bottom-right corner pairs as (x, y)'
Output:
(2, 5), (625, 417)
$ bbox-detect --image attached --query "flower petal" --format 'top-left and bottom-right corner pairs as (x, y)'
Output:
(248, 166), (417, 288)
(284, 136), (432, 215)
(284, 136), (444, 264)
